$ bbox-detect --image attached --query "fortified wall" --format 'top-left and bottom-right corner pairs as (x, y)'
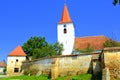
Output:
(22, 53), (101, 79)
(102, 47), (120, 79)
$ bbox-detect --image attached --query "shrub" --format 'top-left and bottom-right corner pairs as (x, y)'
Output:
(23, 69), (39, 76)
(103, 39), (120, 47)
(75, 44), (94, 53)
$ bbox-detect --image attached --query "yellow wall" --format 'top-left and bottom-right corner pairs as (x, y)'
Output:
(103, 50), (120, 78)
(7, 56), (26, 76)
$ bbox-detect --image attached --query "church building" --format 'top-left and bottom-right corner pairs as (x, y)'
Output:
(58, 4), (110, 55)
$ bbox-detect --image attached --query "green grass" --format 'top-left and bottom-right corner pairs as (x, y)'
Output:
(0, 75), (49, 80)
(56, 74), (92, 80)
(1, 74), (92, 80)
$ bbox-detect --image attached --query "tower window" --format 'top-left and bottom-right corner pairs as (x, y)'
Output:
(64, 24), (66, 27)
(14, 68), (19, 72)
(64, 28), (67, 34)
(16, 59), (18, 62)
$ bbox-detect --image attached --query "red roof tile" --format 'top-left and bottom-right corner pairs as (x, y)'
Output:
(74, 36), (109, 50)
(0, 60), (7, 67)
(8, 45), (26, 56)
(59, 4), (72, 24)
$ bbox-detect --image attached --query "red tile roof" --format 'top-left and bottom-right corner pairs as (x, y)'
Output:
(0, 60), (7, 67)
(8, 45), (26, 56)
(74, 36), (109, 50)
(59, 4), (72, 24)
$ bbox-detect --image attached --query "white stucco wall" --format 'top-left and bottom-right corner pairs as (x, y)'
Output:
(58, 23), (75, 55)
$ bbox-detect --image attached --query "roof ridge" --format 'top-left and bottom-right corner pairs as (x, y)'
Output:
(0, 60), (7, 67)
(75, 35), (107, 38)
(8, 45), (26, 56)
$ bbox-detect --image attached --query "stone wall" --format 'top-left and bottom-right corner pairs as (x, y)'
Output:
(103, 47), (120, 79)
(22, 53), (101, 79)
(92, 53), (102, 75)
(57, 55), (92, 77)
(102, 67), (110, 80)
(22, 58), (53, 76)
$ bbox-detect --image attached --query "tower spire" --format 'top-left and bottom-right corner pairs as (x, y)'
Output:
(59, 4), (72, 24)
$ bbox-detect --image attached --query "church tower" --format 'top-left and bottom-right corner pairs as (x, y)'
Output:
(57, 4), (75, 55)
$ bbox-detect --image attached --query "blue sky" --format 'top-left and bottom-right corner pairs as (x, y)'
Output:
(0, 0), (120, 62)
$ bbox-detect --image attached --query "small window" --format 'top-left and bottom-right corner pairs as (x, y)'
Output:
(64, 28), (67, 34)
(64, 24), (66, 27)
(14, 68), (19, 72)
(16, 59), (18, 62)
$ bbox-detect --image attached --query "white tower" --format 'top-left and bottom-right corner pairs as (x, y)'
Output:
(58, 4), (75, 55)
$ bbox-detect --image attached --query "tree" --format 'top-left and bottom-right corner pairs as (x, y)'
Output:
(103, 39), (120, 47)
(22, 36), (48, 56)
(32, 45), (56, 59)
(53, 42), (63, 55)
(113, 0), (120, 6)
(22, 36), (63, 59)
(75, 43), (94, 53)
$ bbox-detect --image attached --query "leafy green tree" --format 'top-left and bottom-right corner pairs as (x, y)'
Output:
(32, 45), (55, 59)
(22, 36), (63, 59)
(53, 42), (63, 55)
(113, 0), (120, 6)
(103, 39), (120, 47)
(22, 36), (48, 56)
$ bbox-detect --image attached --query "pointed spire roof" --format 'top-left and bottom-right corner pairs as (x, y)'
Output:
(8, 45), (26, 56)
(59, 4), (72, 24)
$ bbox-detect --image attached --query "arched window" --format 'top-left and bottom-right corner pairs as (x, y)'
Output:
(64, 28), (67, 34)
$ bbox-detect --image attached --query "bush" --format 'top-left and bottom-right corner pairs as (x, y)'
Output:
(75, 44), (94, 53)
(103, 39), (120, 47)
(3, 67), (6, 74)
(23, 69), (39, 76)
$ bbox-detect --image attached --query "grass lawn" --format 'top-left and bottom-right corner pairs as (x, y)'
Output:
(0, 75), (49, 80)
(56, 74), (92, 80)
(1, 74), (92, 80)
